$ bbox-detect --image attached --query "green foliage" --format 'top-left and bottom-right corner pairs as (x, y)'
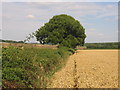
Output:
(85, 42), (120, 49)
(58, 46), (75, 54)
(60, 35), (79, 48)
(2, 46), (71, 88)
(1, 39), (24, 43)
(35, 14), (86, 48)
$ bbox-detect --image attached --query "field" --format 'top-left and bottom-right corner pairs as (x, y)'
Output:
(2, 42), (118, 88)
(2, 42), (58, 49)
(48, 49), (118, 88)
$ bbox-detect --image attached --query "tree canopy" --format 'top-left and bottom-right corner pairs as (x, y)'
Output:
(35, 14), (86, 48)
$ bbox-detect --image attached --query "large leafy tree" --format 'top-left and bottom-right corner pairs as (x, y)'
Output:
(35, 14), (86, 48)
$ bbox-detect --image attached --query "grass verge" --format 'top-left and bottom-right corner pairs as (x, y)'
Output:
(2, 46), (74, 88)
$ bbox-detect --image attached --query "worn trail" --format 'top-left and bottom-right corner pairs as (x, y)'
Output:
(48, 50), (118, 88)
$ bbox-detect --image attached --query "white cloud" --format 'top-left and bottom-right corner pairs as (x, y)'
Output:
(27, 14), (35, 19)
(107, 5), (115, 8)
(35, 2), (118, 19)
(98, 33), (104, 36)
(97, 11), (117, 18)
(2, 2), (118, 43)
(13, 2), (117, 22)
(89, 28), (96, 31)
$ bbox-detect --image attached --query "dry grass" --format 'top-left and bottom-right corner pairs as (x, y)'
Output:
(48, 49), (118, 88)
(2, 42), (58, 49)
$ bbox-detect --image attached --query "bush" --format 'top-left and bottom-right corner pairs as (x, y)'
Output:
(2, 46), (71, 88)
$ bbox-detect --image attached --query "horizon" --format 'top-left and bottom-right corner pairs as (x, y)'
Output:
(1, 39), (119, 44)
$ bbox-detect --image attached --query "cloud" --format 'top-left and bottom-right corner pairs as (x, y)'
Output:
(107, 4), (115, 8)
(34, 2), (117, 19)
(27, 14), (35, 19)
(89, 28), (96, 31)
(86, 31), (118, 43)
(96, 4), (117, 18)
(2, 2), (118, 43)
(98, 33), (104, 36)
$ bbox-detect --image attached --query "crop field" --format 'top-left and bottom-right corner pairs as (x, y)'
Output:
(48, 49), (118, 88)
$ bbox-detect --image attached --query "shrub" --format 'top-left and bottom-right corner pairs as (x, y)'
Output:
(2, 46), (71, 88)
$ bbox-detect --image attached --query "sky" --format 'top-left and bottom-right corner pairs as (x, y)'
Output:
(0, 1), (119, 43)
(1, 0), (120, 2)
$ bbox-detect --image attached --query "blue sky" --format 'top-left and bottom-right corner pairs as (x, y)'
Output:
(1, 1), (119, 43)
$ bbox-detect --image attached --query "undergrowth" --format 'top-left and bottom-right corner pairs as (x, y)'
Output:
(2, 46), (74, 88)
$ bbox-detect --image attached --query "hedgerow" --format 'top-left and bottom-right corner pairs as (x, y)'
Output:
(2, 46), (72, 88)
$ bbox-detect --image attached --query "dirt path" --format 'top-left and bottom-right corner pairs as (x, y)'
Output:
(48, 50), (118, 88)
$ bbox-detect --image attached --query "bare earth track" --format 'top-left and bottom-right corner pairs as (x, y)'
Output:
(48, 50), (118, 88)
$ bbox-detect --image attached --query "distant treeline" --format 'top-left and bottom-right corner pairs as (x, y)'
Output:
(1, 39), (24, 43)
(85, 42), (120, 49)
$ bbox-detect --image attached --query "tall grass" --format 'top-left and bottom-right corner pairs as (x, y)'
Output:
(2, 46), (73, 88)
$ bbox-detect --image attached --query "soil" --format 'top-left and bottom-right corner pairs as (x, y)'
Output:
(48, 50), (118, 88)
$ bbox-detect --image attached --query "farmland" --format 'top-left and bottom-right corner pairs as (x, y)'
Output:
(2, 42), (119, 88)
(2, 42), (58, 49)
(48, 50), (118, 88)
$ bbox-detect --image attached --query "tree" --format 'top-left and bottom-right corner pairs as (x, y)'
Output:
(35, 14), (86, 48)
